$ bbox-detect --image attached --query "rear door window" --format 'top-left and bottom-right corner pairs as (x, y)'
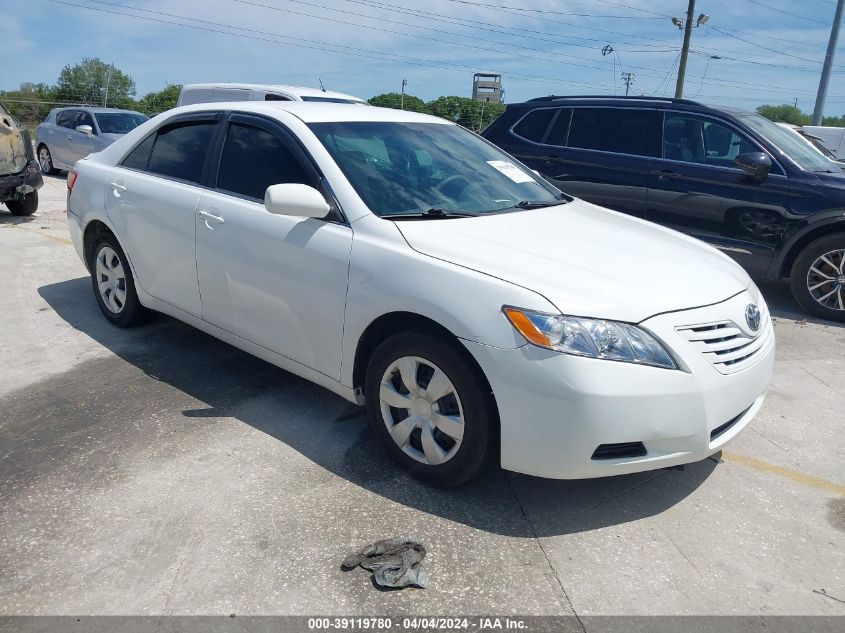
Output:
(216, 122), (313, 200)
(121, 134), (155, 171)
(56, 111), (76, 128)
(512, 109), (556, 143)
(567, 108), (657, 156)
(147, 120), (216, 184)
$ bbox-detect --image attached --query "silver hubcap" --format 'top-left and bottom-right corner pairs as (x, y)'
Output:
(807, 248), (845, 311)
(379, 356), (465, 466)
(95, 246), (127, 314)
(39, 148), (51, 172)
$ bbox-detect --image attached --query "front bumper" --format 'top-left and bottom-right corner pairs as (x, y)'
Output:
(464, 288), (774, 479)
(0, 160), (44, 202)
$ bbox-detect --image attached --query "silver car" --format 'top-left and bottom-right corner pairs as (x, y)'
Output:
(36, 107), (148, 174)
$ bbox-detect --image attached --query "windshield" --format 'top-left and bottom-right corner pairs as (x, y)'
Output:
(309, 122), (562, 216)
(95, 112), (149, 134)
(739, 114), (838, 173)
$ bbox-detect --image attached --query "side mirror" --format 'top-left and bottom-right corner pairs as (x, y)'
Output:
(264, 184), (330, 218)
(735, 152), (771, 180)
(76, 125), (94, 136)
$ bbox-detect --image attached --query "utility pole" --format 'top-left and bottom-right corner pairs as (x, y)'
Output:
(674, 0), (696, 98)
(400, 79), (407, 110)
(103, 65), (112, 108)
(812, 0), (844, 125)
(621, 72), (636, 96)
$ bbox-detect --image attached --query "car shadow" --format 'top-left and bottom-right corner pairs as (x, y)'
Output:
(757, 280), (845, 329)
(0, 210), (37, 225)
(37, 277), (717, 538)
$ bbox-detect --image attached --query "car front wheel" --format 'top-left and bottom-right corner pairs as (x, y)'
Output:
(790, 233), (845, 323)
(90, 234), (153, 327)
(364, 331), (495, 486)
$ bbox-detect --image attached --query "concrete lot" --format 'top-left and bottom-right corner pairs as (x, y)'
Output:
(0, 175), (843, 616)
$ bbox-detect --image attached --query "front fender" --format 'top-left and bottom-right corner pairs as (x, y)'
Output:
(339, 215), (557, 388)
(769, 210), (845, 278)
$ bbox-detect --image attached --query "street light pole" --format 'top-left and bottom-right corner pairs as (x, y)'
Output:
(674, 0), (696, 99)
(812, 0), (844, 125)
(401, 79), (407, 110)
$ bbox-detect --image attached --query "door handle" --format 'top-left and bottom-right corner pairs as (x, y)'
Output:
(199, 209), (225, 229)
(653, 169), (680, 179)
(110, 182), (126, 198)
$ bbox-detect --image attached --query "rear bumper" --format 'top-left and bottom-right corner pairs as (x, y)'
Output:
(463, 288), (775, 479)
(0, 160), (44, 201)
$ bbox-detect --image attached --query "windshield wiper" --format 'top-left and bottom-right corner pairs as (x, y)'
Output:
(388, 208), (479, 220)
(514, 200), (567, 210)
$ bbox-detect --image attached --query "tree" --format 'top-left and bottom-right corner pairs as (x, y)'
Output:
(756, 104), (810, 126)
(0, 83), (57, 124)
(427, 96), (505, 131)
(368, 92), (429, 113)
(54, 58), (136, 108)
(136, 84), (182, 115)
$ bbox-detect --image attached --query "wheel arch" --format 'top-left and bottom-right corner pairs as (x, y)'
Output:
(773, 217), (845, 279)
(351, 311), (496, 407)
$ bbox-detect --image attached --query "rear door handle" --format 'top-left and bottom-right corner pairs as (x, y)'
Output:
(199, 209), (225, 229)
(653, 169), (680, 179)
(110, 182), (127, 198)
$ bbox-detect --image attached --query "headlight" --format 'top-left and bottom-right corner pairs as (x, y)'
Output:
(503, 306), (677, 369)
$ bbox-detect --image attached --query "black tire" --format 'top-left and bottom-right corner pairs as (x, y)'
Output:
(37, 145), (59, 175)
(364, 331), (497, 486)
(5, 191), (38, 216)
(790, 232), (845, 323)
(89, 233), (154, 327)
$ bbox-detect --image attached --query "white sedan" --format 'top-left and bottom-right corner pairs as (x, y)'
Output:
(66, 102), (774, 486)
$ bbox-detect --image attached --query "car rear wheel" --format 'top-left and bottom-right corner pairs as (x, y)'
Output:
(38, 145), (59, 175)
(790, 233), (845, 323)
(5, 191), (38, 216)
(90, 234), (153, 327)
(364, 332), (495, 486)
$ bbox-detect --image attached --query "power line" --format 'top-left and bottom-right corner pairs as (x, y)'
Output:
(438, 0), (667, 19)
(746, 0), (830, 25)
(43, 0), (615, 92)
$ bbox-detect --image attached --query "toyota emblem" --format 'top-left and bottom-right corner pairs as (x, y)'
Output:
(745, 304), (761, 332)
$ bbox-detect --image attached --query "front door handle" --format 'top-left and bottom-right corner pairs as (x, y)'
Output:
(110, 182), (127, 198)
(199, 209), (225, 230)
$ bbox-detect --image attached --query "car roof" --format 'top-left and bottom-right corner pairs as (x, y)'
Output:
(181, 83), (366, 102)
(507, 95), (755, 117)
(168, 101), (452, 124)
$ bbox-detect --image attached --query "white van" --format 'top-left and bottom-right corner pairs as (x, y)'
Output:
(177, 83), (367, 107)
(802, 125), (845, 159)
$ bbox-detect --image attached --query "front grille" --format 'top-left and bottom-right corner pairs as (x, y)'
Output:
(592, 442), (647, 460)
(676, 304), (772, 374)
(710, 405), (752, 441)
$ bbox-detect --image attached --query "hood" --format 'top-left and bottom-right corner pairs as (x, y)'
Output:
(395, 200), (750, 323)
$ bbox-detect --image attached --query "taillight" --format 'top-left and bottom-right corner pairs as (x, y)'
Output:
(67, 169), (78, 193)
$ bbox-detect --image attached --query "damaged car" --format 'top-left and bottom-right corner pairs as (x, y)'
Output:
(0, 101), (43, 216)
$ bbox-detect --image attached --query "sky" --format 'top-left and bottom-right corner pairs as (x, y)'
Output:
(2, 0), (844, 115)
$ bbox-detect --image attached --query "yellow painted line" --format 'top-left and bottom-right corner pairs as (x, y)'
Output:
(16, 226), (73, 246)
(721, 450), (845, 495)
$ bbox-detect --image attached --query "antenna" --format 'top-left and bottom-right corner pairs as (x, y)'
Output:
(318, 78), (326, 92)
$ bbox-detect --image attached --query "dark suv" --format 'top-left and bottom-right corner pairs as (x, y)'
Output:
(483, 96), (845, 322)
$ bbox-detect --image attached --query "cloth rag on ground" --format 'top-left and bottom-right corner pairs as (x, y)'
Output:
(342, 537), (429, 589)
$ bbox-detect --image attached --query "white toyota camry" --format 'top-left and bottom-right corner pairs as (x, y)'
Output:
(66, 102), (775, 486)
